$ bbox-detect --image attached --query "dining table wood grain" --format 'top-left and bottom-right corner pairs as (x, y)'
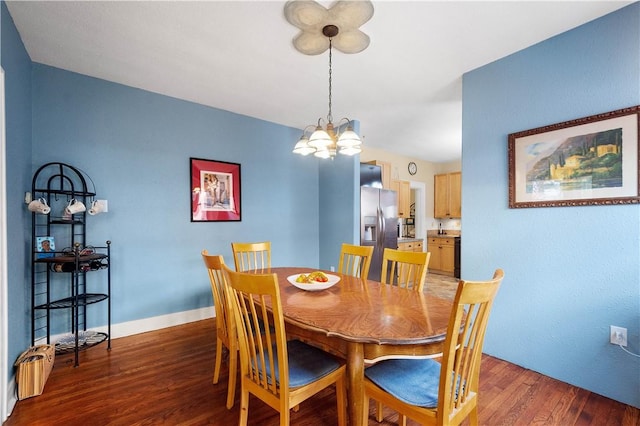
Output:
(251, 267), (455, 426)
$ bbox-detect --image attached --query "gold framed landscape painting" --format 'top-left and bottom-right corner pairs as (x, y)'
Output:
(508, 106), (640, 208)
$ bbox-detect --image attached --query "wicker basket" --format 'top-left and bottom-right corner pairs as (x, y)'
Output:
(14, 344), (55, 400)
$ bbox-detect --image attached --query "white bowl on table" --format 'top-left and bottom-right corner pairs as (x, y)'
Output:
(287, 273), (340, 291)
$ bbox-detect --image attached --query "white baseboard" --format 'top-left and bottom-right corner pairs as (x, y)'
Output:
(5, 306), (215, 420)
(5, 379), (16, 421)
(93, 306), (215, 339)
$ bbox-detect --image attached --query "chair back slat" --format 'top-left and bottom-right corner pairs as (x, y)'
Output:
(231, 241), (271, 272)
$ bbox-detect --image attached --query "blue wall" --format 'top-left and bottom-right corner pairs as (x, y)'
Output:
(462, 3), (640, 408)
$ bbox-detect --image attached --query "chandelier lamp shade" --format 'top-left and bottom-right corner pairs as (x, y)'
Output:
(292, 117), (362, 158)
(285, 0), (374, 159)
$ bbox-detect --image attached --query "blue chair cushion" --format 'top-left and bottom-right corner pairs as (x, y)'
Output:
(262, 339), (342, 388)
(365, 358), (441, 408)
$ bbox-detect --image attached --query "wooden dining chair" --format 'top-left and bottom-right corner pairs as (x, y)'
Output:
(337, 243), (374, 279)
(222, 265), (347, 426)
(375, 248), (432, 420)
(231, 241), (271, 272)
(201, 250), (237, 409)
(365, 269), (504, 426)
(380, 248), (431, 292)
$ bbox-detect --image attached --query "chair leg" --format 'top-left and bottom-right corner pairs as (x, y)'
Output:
(226, 348), (237, 409)
(375, 400), (384, 422)
(213, 337), (223, 384)
(239, 388), (249, 426)
(336, 377), (347, 426)
(469, 406), (479, 426)
(363, 394), (371, 424)
(400, 414), (407, 426)
(280, 404), (291, 426)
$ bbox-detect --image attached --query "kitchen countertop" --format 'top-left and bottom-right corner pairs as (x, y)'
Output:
(397, 237), (423, 243)
(427, 230), (461, 238)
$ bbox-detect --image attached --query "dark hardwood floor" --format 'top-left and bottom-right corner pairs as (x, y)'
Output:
(4, 319), (639, 425)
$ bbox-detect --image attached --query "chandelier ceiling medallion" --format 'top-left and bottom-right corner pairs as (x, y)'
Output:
(285, 0), (374, 159)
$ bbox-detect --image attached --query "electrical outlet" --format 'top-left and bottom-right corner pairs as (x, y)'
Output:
(610, 325), (627, 347)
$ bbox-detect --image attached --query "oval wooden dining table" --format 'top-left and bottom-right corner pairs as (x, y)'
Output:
(249, 267), (455, 426)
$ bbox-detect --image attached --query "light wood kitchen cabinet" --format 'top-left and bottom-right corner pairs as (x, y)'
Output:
(397, 240), (423, 252)
(365, 160), (391, 189)
(391, 179), (411, 218)
(427, 237), (455, 275)
(434, 172), (461, 219)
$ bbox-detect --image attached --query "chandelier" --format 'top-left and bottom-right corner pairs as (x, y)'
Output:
(285, 0), (374, 159)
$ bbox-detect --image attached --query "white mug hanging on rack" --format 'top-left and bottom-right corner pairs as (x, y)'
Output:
(65, 199), (86, 215)
(88, 200), (106, 216)
(27, 198), (51, 214)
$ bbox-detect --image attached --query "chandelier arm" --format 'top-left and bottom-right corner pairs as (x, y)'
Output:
(336, 117), (354, 127)
(301, 124), (318, 136)
(335, 117), (354, 138)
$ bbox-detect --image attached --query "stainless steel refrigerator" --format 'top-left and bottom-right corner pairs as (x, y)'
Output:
(361, 186), (398, 282)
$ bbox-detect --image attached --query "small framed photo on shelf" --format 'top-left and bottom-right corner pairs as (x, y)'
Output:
(190, 157), (241, 222)
(36, 236), (55, 259)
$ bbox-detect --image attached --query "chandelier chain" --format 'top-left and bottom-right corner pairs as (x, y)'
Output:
(327, 38), (333, 124)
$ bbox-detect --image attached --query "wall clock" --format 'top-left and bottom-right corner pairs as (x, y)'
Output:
(408, 162), (417, 175)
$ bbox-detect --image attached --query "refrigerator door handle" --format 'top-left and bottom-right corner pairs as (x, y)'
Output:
(378, 206), (384, 252)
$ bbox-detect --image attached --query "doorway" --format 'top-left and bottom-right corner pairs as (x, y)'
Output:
(409, 181), (426, 241)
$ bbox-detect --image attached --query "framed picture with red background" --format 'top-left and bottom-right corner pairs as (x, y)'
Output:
(190, 157), (241, 222)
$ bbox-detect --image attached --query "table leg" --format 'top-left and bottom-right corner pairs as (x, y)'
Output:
(347, 341), (365, 426)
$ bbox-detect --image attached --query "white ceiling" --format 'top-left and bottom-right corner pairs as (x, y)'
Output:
(6, 1), (632, 163)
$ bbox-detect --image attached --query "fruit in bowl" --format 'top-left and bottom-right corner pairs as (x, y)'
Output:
(295, 271), (329, 283)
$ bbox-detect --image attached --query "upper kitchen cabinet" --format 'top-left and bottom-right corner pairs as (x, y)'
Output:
(391, 179), (411, 218)
(434, 172), (461, 218)
(365, 160), (391, 189)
